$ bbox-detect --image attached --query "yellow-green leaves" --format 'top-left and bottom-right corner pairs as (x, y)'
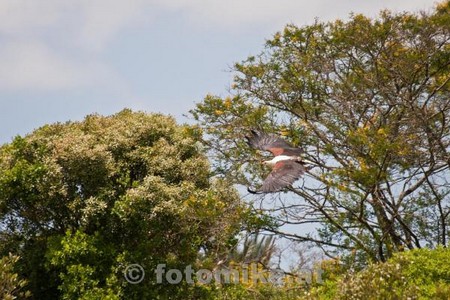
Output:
(191, 2), (450, 268)
(0, 254), (31, 300)
(309, 247), (450, 299)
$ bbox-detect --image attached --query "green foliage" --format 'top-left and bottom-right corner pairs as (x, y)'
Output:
(0, 110), (251, 299)
(191, 2), (450, 264)
(46, 230), (120, 300)
(0, 2), (448, 299)
(307, 247), (450, 300)
(0, 254), (31, 300)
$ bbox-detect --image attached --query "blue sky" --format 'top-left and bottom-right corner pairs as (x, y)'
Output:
(0, 0), (437, 144)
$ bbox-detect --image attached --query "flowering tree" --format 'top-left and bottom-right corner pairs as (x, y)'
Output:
(0, 110), (249, 298)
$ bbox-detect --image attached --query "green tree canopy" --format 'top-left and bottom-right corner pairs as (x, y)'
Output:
(192, 2), (450, 264)
(0, 110), (250, 299)
(0, 254), (30, 300)
(309, 247), (450, 299)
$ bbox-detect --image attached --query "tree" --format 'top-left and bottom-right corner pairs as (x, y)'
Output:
(0, 110), (250, 299)
(0, 254), (30, 300)
(191, 2), (450, 265)
(308, 247), (450, 299)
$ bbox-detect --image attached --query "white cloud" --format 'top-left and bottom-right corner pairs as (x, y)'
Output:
(0, 0), (150, 52)
(77, 0), (150, 52)
(154, 0), (436, 30)
(0, 0), (144, 91)
(0, 0), (437, 92)
(0, 0), (436, 49)
(0, 0), (63, 35)
(0, 40), (117, 91)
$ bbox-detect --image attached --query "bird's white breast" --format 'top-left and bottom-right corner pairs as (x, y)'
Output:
(266, 155), (296, 165)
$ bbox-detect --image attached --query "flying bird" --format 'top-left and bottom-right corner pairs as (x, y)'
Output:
(246, 130), (306, 194)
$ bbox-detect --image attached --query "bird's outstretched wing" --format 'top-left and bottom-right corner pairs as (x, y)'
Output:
(249, 160), (305, 193)
(245, 130), (302, 156)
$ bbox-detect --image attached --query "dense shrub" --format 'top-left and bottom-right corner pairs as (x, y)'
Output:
(307, 247), (450, 300)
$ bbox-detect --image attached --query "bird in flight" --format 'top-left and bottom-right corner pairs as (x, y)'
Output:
(246, 130), (306, 194)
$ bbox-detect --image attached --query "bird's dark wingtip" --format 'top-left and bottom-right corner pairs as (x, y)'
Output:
(245, 129), (259, 146)
(247, 186), (262, 194)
